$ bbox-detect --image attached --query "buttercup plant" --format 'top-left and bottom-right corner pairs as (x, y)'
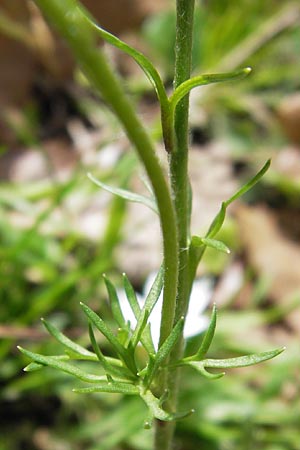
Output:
(18, 1), (284, 449)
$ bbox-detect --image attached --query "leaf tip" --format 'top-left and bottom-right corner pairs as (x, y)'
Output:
(277, 346), (286, 354)
(144, 420), (152, 429)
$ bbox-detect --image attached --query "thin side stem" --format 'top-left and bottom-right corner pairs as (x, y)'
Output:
(155, 1), (195, 449)
(33, 0), (179, 362)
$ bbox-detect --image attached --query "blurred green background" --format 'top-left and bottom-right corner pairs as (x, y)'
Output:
(0, 1), (299, 449)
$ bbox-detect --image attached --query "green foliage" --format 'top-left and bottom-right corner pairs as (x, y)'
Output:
(19, 280), (283, 427)
(13, 1), (287, 449)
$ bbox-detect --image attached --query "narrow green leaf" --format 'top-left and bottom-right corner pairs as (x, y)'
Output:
(18, 346), (107, 383)
(123, 273), (140, 318)
(170, 68), (251, 113)
(123, 274), (156, 355)
(73, 381), (139, 395)
(41, 318), (96, 359)
(225, 159), (271, 207)
(103, 275), (126, 328)
(195, 303), (217, 360)
(206, 202), (226, 239)
(143, 265), (164, 313)
(80, 302), (125, 356)
(134, 266), (164, 356)
(192, 237), (230, 254)
(203, 347), (285, 369)
(88, 173), (158, 213)
(130, 309), (150, 350)
(145, 317), (184, 388)
(88, 322), (135, 380)
(206, 160), (270, 240)
(180, 347), (285, 379)
(24, 362), (43, 372)
(80, 302), (137, 375)
(24, 355), (69, 372)
(88, 322), (106, 364)
(82, 11), (168, 109)
(81, 5), (176, 151)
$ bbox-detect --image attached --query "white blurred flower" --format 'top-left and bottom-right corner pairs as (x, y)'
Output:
(117, 272), (214, 350)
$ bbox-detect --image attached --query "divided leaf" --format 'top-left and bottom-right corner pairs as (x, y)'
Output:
(178, 347), (285, 380)
(140, 389), (194, 422)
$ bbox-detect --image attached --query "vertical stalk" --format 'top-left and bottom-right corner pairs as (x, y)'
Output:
(33, 0), (179, 391)
(155, 1), (195, 449)
(172, 0), (195, 322)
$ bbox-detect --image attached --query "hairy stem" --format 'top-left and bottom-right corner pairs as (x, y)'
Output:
(155, 1), (195, 449)
(33, 0), (179, 370)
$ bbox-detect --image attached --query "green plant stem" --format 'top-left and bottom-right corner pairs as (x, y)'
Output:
(155, 1), (195, 449)
(33, 0), (179, 368)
